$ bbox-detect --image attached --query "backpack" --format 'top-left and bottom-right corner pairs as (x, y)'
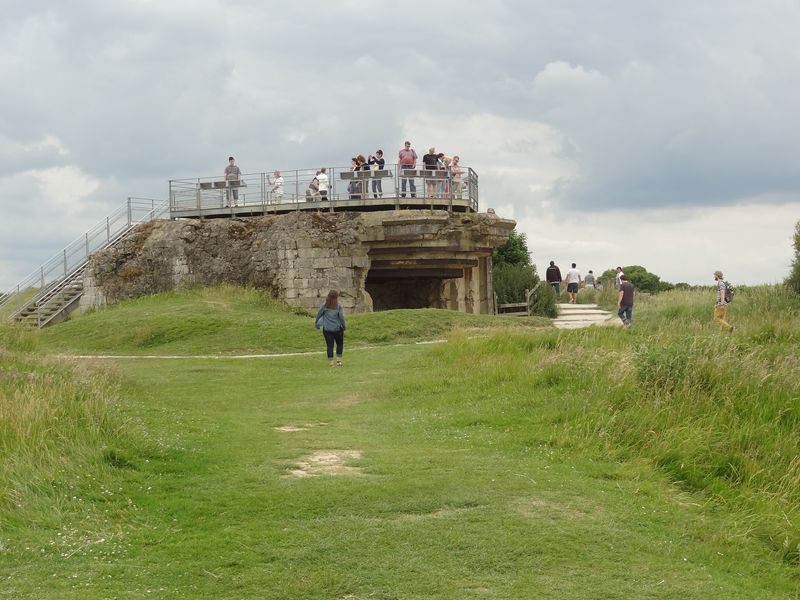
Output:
(723, 281), (735, 303)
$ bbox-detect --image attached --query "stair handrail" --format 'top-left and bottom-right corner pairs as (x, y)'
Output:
(1, 197), (168, 313)
(21, 267), (87, 328)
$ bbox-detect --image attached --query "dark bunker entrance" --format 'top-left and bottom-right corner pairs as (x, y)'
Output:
(365, 268), (462, 311)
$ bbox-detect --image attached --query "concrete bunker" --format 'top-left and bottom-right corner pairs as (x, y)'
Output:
(81, 210), (514, 317)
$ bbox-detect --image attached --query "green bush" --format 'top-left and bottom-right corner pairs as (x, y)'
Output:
(493, 263), (538, 304)
(528, 283), (558, 318)
(599, 265), (673, 293)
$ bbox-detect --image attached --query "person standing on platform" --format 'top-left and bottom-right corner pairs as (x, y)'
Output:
(422, 147), (439, 197)
(451, 155), (463, 198)
(317, 167), (329, 200)
(398, 141), (417, 198)
(268, 170), (284, 203)
(224, 156), (241, 207)
(368, 150), (385, 198)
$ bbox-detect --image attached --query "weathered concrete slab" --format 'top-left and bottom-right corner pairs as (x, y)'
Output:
(552, 303), (621, 329)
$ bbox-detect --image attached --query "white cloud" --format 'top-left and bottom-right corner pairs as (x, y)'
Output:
(532, 61), (611, 94)
(521, 201), (800, 286)
(2, 1), (800, 291)
(400, 112), (579, 212)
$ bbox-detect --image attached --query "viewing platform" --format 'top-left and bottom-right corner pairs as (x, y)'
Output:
(168, 163), (479, 219)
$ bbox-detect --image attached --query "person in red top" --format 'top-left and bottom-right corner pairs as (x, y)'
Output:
(398, 141), (417, 198)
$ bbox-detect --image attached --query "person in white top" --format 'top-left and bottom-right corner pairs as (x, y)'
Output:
(564, 263), (582, 304)
(316, 167), (329, 200)
(268, 170), (284, 203)
(615, 266), (624, 290)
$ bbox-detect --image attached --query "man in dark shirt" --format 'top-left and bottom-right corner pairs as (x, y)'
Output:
(422, 147), (439, 197)
(545, 260), (562, 298)
(617, 274), (634, 328)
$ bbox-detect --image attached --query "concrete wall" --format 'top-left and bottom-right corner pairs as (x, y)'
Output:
(81, 210), (515, 315)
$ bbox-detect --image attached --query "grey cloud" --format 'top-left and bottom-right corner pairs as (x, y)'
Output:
(2, 0), (800, 289)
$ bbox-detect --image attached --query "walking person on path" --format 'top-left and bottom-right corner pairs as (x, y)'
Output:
(615, 266), (625, 290)
(713, 270), (734, 333)
(546, 260), (562, 298)
(565, 263), (582, 304)
(617, 274), (634, 328)
(316, 290), (347, 366)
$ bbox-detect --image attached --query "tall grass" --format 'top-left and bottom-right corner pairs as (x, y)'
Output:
(407, 285), (800, 564)
(0, 325), (150, 530)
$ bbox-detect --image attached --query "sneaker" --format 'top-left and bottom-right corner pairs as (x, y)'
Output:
(336, 359), (343, 366)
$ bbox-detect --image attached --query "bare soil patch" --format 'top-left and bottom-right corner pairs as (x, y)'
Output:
(273, 422), (328, 432)
(288, 450), (363, 478)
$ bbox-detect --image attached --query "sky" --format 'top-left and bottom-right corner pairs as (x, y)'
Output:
(2, 0), (799, 290)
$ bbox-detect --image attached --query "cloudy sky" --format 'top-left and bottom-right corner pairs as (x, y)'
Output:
(2, 0), (799, 290)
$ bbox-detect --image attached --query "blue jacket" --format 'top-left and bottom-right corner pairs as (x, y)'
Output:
(315, 304), (346, 332)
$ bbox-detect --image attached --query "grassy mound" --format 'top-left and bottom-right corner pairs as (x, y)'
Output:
(0, 326), (154, 536)
(35, 284), (551, 355)
(407, 284), (800, 563)
(4, 283), (800, 595)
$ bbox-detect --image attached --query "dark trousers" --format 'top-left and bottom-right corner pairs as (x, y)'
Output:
(323, 329), (344, 359)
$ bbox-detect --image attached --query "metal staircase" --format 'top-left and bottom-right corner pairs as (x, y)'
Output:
(1, 198), (168, 328)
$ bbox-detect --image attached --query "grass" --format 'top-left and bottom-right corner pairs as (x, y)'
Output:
(1, 284), (800, 597)
(34, 285), (551, 355)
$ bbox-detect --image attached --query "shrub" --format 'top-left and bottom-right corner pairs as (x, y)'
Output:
(528, 283), (558, 318)
(493, 263), (538, 304)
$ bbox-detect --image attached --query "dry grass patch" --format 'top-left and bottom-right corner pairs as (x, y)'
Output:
(288, 450), (364, 478)
(510, 496), (599, 521)
(332, 391), (370, 407)
(273, 422), (328, 432)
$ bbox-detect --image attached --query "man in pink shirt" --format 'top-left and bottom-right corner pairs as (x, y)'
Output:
(398, 141), (417, 198)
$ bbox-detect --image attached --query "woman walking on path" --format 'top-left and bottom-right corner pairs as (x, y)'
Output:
(713, 270), (734, 333)
(316, 290), (346, 366)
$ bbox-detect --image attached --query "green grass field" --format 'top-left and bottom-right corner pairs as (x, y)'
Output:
(1, 285), (799, 598)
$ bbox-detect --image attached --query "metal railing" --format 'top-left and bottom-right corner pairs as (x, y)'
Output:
(169, 163), (479, 215)
(1, 197), (168, 315)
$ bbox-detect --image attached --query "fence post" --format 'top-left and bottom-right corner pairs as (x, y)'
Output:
(127, 197), (132, 226)
(85, 232), (90, 257)
(106, 216), (111, 242)
(41, 266), (45, 289)
(63, 249), (68, 277)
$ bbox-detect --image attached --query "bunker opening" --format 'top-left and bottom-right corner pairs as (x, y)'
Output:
(365, 268), (463, 311)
